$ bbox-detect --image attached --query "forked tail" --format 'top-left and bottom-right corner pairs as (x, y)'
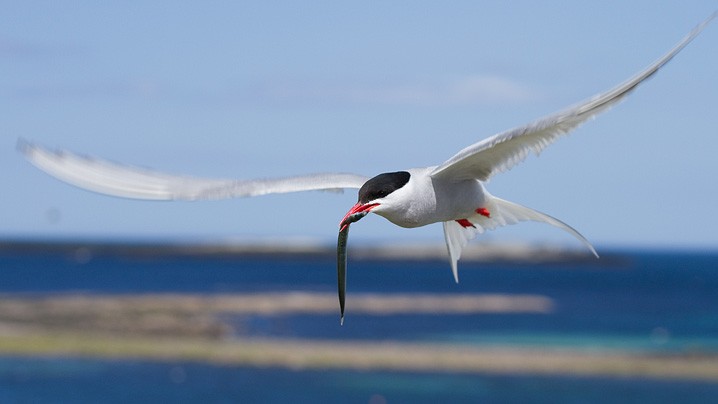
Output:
(443, 196), (598, 282)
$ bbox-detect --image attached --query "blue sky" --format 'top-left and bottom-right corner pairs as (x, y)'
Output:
(2, 2), (717, 249)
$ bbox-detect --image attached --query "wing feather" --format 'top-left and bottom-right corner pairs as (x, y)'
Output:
(18, 140), (368, 201)
(431, 13), (715, 181)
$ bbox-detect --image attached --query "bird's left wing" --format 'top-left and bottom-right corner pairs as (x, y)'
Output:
(431, 13), (715, 182)
(18, 140), (369, 200)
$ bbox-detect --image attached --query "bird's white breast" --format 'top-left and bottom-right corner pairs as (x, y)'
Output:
(372, 167), (489, 228)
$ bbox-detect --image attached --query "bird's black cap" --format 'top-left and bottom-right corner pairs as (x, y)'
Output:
(358, 171), (410, 204)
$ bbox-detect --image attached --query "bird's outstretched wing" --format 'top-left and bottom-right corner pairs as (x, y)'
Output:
(18, 140), (368, 200)
(431, 13), (715, 182)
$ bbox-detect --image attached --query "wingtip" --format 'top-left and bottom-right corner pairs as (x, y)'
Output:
(16, 138), (33, 155)
(704, 10), (717, 25)
(684, 12), (718, 44)
(340, 316), (345, 326)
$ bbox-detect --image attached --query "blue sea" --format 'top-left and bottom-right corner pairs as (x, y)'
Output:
(1, 244), (717, 403)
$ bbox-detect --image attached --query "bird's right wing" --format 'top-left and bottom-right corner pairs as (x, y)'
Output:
(431, 13), (715, 182)
(18, 140), (369, 201)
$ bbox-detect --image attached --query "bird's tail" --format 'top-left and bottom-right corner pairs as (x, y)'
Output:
(443, 196), (598, 282)
(490, 197), (598, 257)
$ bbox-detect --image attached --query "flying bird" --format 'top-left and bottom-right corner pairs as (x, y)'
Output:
(19, 15), (715, 324)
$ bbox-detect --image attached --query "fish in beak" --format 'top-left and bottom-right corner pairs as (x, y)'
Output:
(337, 202), (379, 324)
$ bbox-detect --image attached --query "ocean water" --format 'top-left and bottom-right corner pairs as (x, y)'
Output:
(1, 357), (718, 404)
(0, 245), (717, 403)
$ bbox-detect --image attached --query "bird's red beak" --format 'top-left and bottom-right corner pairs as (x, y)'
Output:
(339, 202), (379, 231)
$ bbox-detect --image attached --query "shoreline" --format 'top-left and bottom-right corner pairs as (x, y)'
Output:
(1, 333), (717, 382)
(0, 293), (716, 381)
(0, 238), (602, 263)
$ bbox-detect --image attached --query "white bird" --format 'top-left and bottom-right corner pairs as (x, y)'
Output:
(19, 15), (715, 324)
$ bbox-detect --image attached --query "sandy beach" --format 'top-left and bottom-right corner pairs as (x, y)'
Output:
(0, 293), (716, 381)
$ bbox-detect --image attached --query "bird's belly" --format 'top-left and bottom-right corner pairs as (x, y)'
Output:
(432, 179), (488, 220)
(376, 178), (488, 228)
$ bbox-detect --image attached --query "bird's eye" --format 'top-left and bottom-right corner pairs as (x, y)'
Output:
(358, 171), (411, 204)
(371, 188), (390, 200)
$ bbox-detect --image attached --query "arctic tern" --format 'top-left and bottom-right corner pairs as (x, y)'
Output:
(19, 14), (715, 324)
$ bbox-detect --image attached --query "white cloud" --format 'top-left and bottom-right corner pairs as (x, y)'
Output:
(7, 79), (167, 100)
(6, 74), (537, 108)
(447, 75), (536, 104)
(250, 74), (537, 107)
